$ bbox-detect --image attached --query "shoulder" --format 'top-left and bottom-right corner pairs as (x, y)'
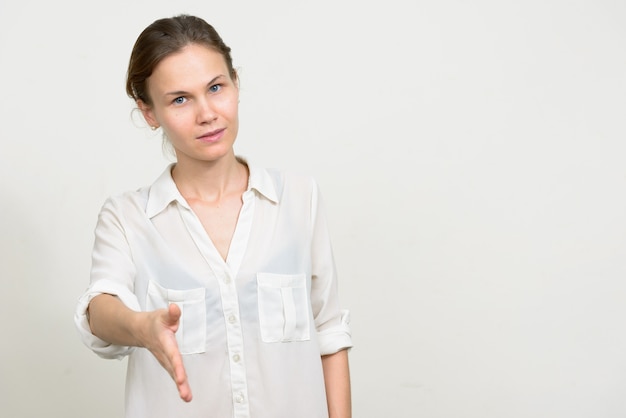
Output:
(98, 186), (150, 218)
(99, 165), (173, 216)
(247, 160), (319, 204)
(263, 168), (323, 217)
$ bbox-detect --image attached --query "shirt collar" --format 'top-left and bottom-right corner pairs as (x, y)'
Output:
(247, 162), (279, 203)
(145, 162), (279, 219)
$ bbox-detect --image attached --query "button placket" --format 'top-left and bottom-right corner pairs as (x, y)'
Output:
(216, 268), (250, 417)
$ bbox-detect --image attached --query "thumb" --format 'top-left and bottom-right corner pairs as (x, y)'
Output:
(165, 303), (182, 326)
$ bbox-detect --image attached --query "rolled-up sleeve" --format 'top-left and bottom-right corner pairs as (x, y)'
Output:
(74, 197), (140, 359)
(309, 180), (353, 355)
(74, 280), (140, 359)
(317, 309), (352, 355)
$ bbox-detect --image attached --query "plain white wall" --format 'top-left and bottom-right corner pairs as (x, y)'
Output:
(1, 0), (625, 417)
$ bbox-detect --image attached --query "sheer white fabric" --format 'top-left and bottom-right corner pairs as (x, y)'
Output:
(75, 163), (352, 418)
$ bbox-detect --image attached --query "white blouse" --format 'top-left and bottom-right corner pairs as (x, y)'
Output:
(74, 163), (352, 418)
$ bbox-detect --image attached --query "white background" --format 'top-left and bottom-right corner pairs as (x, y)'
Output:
(1, 1), (625, 417)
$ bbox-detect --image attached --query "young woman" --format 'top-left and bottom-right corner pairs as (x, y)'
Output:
(74, 14), (352, 418)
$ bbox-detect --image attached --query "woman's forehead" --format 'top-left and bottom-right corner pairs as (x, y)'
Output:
(149, 45), (229, 91)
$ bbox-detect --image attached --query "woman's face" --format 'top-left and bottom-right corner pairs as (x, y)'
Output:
(140, 43), (239, 166)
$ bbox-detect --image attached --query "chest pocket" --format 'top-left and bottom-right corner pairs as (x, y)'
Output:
(257, 273), (311, 343)
(146, 280), (206, 354)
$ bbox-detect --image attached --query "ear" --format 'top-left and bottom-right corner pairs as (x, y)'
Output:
(137, 100), (158, 129)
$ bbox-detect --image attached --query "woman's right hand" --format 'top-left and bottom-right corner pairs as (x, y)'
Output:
(140, 303), (193, 402)
(88, 295), (193, 402)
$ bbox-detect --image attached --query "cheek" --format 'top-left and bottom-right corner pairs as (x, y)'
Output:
(161, 109), (192, 129)
(219, 97), (239, 120)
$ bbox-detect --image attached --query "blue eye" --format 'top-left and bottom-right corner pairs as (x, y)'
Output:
(209, 84), (222, 93)
(173, 96), (186, 105)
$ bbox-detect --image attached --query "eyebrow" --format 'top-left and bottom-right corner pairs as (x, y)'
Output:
(164, 75), (226, 96)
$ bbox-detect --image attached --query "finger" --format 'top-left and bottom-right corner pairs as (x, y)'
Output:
(178, 379), (193, 402)
(169, 345), (192, 402)
(166, 303), (182, 324)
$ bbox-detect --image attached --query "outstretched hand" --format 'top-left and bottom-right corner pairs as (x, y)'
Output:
(143, 303), (192, 402)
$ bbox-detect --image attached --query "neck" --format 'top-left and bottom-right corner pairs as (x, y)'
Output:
(171, 153), (248, 202)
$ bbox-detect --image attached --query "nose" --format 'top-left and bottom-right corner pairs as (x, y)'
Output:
(196, 97), (217, 125)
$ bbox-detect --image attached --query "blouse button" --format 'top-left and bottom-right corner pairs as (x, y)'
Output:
(228, 315), (237, 324)
(232, 354), (241, 363)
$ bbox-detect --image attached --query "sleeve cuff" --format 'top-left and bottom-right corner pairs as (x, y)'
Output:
(317, 309), (353, 355)
(74, 280), (141, 359)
